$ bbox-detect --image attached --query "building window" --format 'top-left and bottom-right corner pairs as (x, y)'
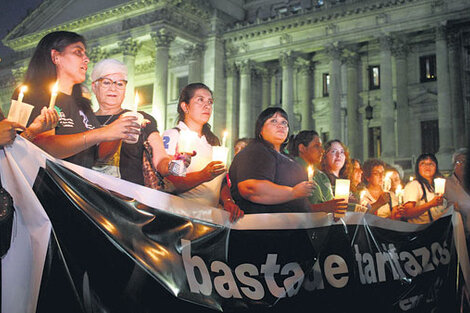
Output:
(368, 127), (382, 158)
(421, 120), (439, 154)
(135, 84), (153, 107)
(177, 76), (188, 96)
(420, 55), (437, 82)
(322, 73), (330, 97)
(368, 66), (380, 90)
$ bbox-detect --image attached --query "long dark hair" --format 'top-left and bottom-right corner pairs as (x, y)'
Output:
(176, 83), (220, 146)
(288, 130), (319, 157)
(415, 153), (441, 192)
(320, 139), (352, 179)
(20, 31), (90, 112)
(255, 107), (290, 153)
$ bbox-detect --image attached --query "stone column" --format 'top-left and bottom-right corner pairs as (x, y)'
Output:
(379, 36), (396, 159)
(121, 38), (138, 108)
(435, 25), (454, 169)
(260, 68), (271, 111)
(280, 51), (295, 120)
(270, 67), (280, 106)
(392, 40), (411, 158)
(325, 44), (342, 140)
(87, 47), (107, 109)
(225, 62), (238, 151)
(239, 60), (253, 138)
(344, 52), (360, 159)
(448, 31), (465, 148)
(296, 57), (313, 130)
(151, 28), (174, 130)
(186, 44), (204, 84)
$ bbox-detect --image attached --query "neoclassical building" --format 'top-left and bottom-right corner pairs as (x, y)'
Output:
(1, 0), (469, 171)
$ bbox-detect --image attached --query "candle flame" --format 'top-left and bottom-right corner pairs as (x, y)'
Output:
(134, 92), (139, 111)
(385, 171), (393, 180)
(20, 85), (27, 93)
(52, 81), (59, 94)
(307, 166), (314, 181)
(223, 130), (228, 139)
(360, 189), (366, 200)
(396, 184), (403, 193)
(409, 176), (414, 182)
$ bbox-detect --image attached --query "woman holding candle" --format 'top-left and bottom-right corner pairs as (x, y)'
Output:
(320, 140), (353, 191)
(288, 130), (347, 213)
(228, 107), (314, 214)
(361, 159), (404, 219)
(15, 31), (139, 168)
(403, 153), (447, 224)
(162, 83), (242, 219)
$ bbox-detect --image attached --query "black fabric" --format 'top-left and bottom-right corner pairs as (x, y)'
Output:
(0, 179), (14, 258)
(96, 110), (158, 185)
(24, 90), (100, 168)
(229, 141), (309, 214)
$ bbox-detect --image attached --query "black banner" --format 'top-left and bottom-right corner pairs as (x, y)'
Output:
(31, 160), (461, 313)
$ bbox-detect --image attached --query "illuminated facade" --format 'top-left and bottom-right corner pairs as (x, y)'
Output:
(1, 0), (470, 170)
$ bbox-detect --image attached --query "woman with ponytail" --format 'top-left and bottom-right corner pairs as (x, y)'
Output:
(403, 153), (447, 223)
(162, 83), (242, 218)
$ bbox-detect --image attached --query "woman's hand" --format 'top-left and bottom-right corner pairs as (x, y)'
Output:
(27, 107), (59, 136)
(101, 115), (141, 141)
(292, 181), (315, 199)
(375, 192), (391, 207)
(0, 119), (24, 146)
(201, 161), (226, 182)
(430, 194), (444, 207)
(318, 198), (348, 214)
(175, 151), (196, 168)
(223, 199), (244, 222)
(391, 205), (405, 220)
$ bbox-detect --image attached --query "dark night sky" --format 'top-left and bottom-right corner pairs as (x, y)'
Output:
(0, 0), (43, 61)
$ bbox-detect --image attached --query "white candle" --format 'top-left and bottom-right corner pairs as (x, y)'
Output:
(409, 176), (414, 182)
(383, 171), (393, 192)
(49, 81), (59, 109)
(212, 146), (229, 164)
(222, 130), (228, 147)
(307, 166), (314, 182)
(18, 85), (27, 103)
(434, 178), (446, 195)
(178, 130), (198, 153)
(134, 92), (139, 112)
(334, 179), (350, 201)
(395, 184), (404, 205)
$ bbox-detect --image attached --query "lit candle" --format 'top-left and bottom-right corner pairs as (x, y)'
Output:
(409, 176), (414, 182)
(395, 184), (404, 205)
(49, 81), (59, 109)
(222, 130), (228, 147)
(434, 178), (446, 195)
(134, 92), (139, 112)
(307, 166), (314, 182)
(178, 130), (198, 153)
(334, 179), (350, 201)
(359, 189), (367, 207)
(383, 171), (392, 192)
(212, 146), (229, 164)
(18, 85), (27, 103)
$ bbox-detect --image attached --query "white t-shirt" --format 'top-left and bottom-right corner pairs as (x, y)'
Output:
(404, 180), (447, 224)
(362, 189), (398, 219)
(162, 121), (224, 207)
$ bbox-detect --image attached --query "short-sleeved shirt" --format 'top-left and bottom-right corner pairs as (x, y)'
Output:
(162, 121), (224, 207)
(25, 90), (100, 168)
(404, 180), (447, 224)
(362, 189), (398, 219)
(95, 109), (158, 185)
(228, 141), (309, 214)
(293, 157), (333, 204)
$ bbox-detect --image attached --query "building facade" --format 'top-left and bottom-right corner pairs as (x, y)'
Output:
(1, 0), (469, 170)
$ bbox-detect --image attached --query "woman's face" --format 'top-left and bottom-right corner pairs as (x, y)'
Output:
(390, 171), (401, 191)
(302, 136), (323, 165)
(352, 161), (363, 186)
(182, 88), (213, 126)
(367, 165), (384, 188)
(325, 142), (345, 173)
(92, 73), (127, 109)
(54, 41), (89, 85)
(418, 158), (437, 180)
(260, 112), (289, 148)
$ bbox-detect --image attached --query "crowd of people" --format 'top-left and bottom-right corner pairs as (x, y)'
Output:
(2, 30), (470, 230)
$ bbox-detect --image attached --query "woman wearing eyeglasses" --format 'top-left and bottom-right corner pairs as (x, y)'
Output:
(16, 31), (139, 168)
(228, 107), (314, 214)
(403, 153), (447, 224)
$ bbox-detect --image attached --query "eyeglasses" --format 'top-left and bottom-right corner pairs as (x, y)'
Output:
(267, 118), (289, 127)
(419, 162), (436, 167)
(96, 78), (128, 90)
(455, 160), (466, 165)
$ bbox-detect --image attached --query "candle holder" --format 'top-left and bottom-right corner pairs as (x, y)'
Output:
(212, 146), (229, 165)
(434, 178), (446, 195)
(334, 179), (350, 220)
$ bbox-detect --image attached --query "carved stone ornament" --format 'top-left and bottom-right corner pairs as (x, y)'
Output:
(279, 51), (295, 68)
(325, 43), (342, 60)
(185, 44), (205, 61)
(238, 60), (254, 75)
(88, 46), (107, 63)
(151, 28), (175, 48)
(225, 62), (238, 77)
(280, 33), (293, 45)
(325, 24), (338, 36)
(295, 57), (312, 75)
(121, 38), (139, 56)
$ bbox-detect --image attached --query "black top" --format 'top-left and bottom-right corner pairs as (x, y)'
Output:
(25, 90), (100, 168)
(96, 110), (158, 185)
(228, 140), (309, 214)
